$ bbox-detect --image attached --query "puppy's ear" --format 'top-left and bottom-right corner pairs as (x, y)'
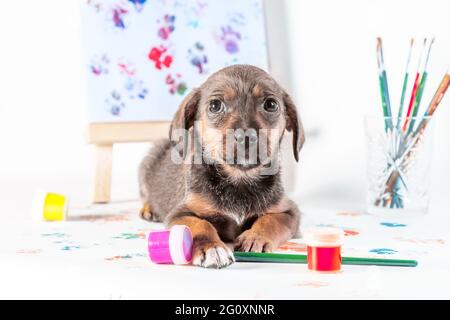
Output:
(283, 93), (305, 162)
(169, 89), (201, 158)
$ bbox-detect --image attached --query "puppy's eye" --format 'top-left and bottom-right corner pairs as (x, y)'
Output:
(263, 99), (279, 112)
(209, 99), (224, 113)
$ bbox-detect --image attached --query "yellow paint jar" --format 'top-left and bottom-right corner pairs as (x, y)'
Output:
(31, 190), (68, 221)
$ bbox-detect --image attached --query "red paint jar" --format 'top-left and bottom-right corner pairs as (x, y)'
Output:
(304, 228), (344, 272)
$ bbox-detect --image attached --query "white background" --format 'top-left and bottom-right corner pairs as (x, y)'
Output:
(0, 0), (449, 218)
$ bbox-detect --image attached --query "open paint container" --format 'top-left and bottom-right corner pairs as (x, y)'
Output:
(304, 227), (344, 272)
(148, 225), (193, 265)
(31, 190), (68, 222)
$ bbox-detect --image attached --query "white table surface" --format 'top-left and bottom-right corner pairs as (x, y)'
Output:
(1, 186), (449, 299)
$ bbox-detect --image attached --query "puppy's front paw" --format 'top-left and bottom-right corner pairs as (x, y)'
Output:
(139, 202), (153, 221)
(193, 241), (235, 269)
(235, 230), (275, 253)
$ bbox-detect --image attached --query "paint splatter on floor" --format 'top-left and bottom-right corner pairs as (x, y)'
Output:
(105, 254), (133, 261)
(17, 249), (42, 255)
(137, 228), (157, 233)
(369, 248), (398, 255)
(53, 240), (75, 245)
(296, 281), (330, 288)
(380, 222), (407, 228)
(69, 214), (132, 223)
(42, 233), (69, 238)
(315, 224), (359, 237)
(395, 237), (445, 245)
(105, 253), (146, 261)
(344, 229), (360, 237)
(61, 246), (81, 251)
(336, 212), (364, 217)
(277, 242), (307, 253)
(113, 232), (146, 240)
(315, 224), (334, 228)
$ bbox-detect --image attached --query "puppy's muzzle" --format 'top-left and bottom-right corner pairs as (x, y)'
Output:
(234, 129), (258, 145)
(230, 128), (262, 169)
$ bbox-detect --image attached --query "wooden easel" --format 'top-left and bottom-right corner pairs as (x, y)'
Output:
(86, 121), (171, 203)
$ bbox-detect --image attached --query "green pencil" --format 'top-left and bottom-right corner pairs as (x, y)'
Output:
(234, 251), (418, 267)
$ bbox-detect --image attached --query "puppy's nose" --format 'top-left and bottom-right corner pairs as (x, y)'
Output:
(234, 130), (258, 144)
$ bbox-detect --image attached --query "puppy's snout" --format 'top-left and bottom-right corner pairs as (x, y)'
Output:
(234, 129), (258, 145)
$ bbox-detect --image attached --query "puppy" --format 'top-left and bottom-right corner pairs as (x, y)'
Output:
(139, 65), (305, 268)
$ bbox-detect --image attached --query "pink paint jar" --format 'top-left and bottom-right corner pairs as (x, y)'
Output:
(304, 227), (344, 272)
(148, 225), (193, 265)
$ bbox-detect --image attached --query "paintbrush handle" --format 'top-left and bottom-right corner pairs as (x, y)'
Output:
(235, 252), (307, 264)
(426, 72), (450, 116)
(377, 38), (393, 130)
(403, 72), (421, 131)
(233, 252), (418, 267)
(407, 72), (428, 134)
(411, 72), (450, 137)
(342, 256), (417, 267)
(397, 72), (409, 127)
(397, 39), (414, 127)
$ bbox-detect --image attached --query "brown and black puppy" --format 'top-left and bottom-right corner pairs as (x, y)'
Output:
(139, 64), (305, 268)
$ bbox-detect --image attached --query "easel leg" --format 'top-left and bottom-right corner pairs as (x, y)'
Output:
(92, 144), (113, 203)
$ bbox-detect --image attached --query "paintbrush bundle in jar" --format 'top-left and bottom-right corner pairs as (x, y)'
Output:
(369, 38), (450, 213)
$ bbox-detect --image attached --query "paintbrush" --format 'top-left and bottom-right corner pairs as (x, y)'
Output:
(389, 39), (414, 207)
(413, 65), (450, 135)
(234, 251), (418, 267)
(377, 37), (393, 130)
(406, 37), (435, 135)
(424, 65), (450, 116)
(403, 38), (427, 132)
(396, 38), (414, 128)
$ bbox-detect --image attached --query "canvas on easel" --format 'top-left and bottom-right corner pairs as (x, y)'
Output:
(81, 0), (269, 203)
